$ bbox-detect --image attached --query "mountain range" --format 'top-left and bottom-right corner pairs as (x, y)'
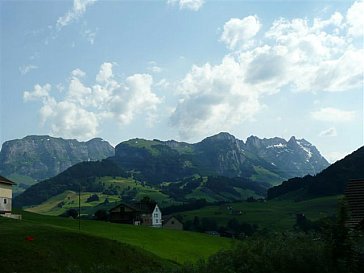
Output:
(113, 132), (329, 184)
(11, 132), (330, 208)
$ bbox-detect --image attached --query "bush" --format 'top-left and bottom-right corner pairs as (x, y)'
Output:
(62, 208), (79, 219)
(86, 194), (100, 203)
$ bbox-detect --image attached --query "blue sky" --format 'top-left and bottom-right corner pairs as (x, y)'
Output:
(0, 0), (363, 162)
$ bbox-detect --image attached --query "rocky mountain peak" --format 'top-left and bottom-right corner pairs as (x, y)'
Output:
(204, 132), (236, 142)
(0, 135), (115, 181)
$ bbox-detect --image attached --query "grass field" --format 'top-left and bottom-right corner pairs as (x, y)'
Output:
(0, 216), (170, 273)
(26, 176), (177, 216)
(16, 211), (232, 263)
(179, 195), (342, 231)
(25, 190), (120, 216)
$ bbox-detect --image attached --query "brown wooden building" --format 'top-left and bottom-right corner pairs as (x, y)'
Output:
(345, 179), (364, 229)
(109, 202), (162, 227)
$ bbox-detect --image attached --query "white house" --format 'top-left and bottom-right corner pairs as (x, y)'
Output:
(0, 175), (15, 214)
(152, 204), (162, 227)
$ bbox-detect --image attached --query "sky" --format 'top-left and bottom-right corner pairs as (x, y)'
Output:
(0, 0), (363, 163)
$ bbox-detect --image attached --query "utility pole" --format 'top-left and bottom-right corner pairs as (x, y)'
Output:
(78, 183), (81, 231)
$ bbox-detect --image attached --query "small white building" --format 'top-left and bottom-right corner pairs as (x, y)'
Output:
(152, 204), (162, 227)
(0, 175), (15, 214)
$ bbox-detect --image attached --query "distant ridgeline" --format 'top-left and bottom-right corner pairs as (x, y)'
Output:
(13, 132), (330, 208)
(267, 146), (364, 200)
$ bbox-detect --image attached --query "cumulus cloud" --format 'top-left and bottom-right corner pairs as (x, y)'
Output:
(319, 127), (337, 137)
(167, 0), (205, 11)
(170, 1), (364, 138)
(311, 108), (356, 122)
(170, 56), (262, 138)
(220, 16), (261, 49)
(346, 0), (364, 37)
(57, 0), (96, 30)
(23, 84), (51, 101)
(111, 74), (161, 125)
(23, 63), (161, 140)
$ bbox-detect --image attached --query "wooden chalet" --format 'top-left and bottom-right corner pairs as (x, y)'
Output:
(0, 175), (16, 214)
(109, 201), (162, 227)
(345, 179), (364, 229)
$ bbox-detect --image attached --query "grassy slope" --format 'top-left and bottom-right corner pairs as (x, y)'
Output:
(26, 175), (262, 216)
(26, 190), (120, 215)
(123, 138), (162, 156)
(100, 176), (174, 206)
(20, 211), (232, 263)
(0, 216), (170, 273)
(180, 195), (342, 231)
(26, 177), (177, 216)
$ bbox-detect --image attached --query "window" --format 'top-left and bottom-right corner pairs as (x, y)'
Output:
(155, 207), (158, 212)
(156, 219), (159, 223)
(4, 199), (7, 204)
(154, 213), (158, 218)
(171, 220), (175, 224)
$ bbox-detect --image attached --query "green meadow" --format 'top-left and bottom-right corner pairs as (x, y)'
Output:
(0, 216), (170, 273)
(179, 195), (342, 231)
(15, 211), (232, 264)
(26, 176), (177, 216)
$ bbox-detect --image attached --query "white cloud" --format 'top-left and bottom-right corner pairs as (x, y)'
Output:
(319, 127), (337, 137)
(346, 0), (364, 37)
(96, 62), (114, 84)
(19, 64), (38, 75)
(23, 63), (161, 140)
(42, 100), (99, 139)
(23, 84), (51, 101)
(167, 0), (205, 11)
(170, 2), (364, 139)
(71, 68), (86, 78)
(311, 108), (356, 122)
(111, 74), (162, 125)
(220, 16), (261, 50)
(56, 0), (96, 30)
(170, 56), (262, 138)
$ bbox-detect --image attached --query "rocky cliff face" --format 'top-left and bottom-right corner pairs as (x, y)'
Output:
(245, 135), (330, 178)
(0, 135), (114, 181)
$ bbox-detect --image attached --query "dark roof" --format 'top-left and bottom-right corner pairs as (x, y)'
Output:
(162, 215), (181, 222)
(345, 179), (364, 228)
(110, 202), (157, 213)
(0, 175), (16, 185)
(132, 202), (157, 213)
